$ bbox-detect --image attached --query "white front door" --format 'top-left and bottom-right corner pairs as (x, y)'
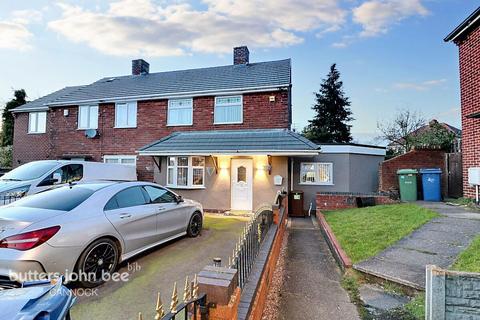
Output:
(231, 159), (253, 211)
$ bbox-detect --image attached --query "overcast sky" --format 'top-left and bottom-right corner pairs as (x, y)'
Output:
(0, 0), (476, 144)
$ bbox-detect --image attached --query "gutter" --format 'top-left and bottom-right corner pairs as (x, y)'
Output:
(137, 150), (320, 156)
(444, 7), (480, 42)
(43, 84), (291, 108)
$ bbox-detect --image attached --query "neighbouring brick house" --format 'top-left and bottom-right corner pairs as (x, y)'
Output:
(12, 47), (322, 212)
(445, 7), (480, 198)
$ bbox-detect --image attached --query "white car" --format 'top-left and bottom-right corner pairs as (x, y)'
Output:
(0, 160), (137, 201)
(0, 181), (203, 287)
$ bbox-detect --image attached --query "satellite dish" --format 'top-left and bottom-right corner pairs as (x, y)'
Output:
(85, 129), (98, 139)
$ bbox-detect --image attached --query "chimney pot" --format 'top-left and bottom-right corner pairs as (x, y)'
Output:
(132, 59), (150, 75)
(233, 46), (249, 65)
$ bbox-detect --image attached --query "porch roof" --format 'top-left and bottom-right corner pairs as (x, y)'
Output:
(138, 129), (320, 156)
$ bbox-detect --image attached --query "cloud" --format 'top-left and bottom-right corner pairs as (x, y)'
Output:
(353, 0), (428, 37)
(48, 0), (347, 57)
(0, 9), (43, 51)
(393, 78), (446, 91)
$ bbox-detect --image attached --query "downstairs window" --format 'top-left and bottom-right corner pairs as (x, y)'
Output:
(167, 156), (205, 188)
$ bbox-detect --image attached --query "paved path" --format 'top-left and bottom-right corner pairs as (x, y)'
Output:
(279, 217), (359, 320)
(354, 202), (480, 289)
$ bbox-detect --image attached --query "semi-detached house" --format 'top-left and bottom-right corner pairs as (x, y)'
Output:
(13, 46), (386, 212)
(12, 47), (322, 212)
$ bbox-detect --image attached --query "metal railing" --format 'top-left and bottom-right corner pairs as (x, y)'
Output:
(228, 205), (274, 289)
(0, 194), (24, 206)
(137, 275), (208, 320)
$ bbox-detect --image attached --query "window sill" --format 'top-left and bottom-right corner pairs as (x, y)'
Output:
(299, 182), (334, 186)
(166, 186), (206, 190)
(114, 126), (137, 129)
(166, 123), (193, 127)
(27, 132), (46, 135)
(213, 121), (243, 125)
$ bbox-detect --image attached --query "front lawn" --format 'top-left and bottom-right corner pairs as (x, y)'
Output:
(451, 235), (480, 273)
(324, 204), (438, 263)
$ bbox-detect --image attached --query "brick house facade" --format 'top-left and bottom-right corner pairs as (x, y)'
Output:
(13, 91), (290, 181)
(445, 7), (480, 198)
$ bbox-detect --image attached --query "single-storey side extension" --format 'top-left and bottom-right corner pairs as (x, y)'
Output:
(292, 143), (386, 213)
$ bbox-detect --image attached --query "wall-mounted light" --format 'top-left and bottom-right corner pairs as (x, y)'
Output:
(63, 109), (69, 117)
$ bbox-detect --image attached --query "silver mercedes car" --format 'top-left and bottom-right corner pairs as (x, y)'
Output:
(0, 181), (203, 287)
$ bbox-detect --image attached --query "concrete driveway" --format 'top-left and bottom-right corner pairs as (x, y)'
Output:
(71, 215), (246, 320)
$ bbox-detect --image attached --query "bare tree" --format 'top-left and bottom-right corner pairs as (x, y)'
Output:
(377, 109), (426, 153)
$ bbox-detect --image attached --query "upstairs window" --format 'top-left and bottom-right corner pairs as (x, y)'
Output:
(115, 101), (137, 128)
(167, 156), (205, 188)
(300, 162), (333, 185)
(214, 96), (243, 124)
(168, 98), (193, 126)
(28, 112), (47, 134)
(78, 105), (98, 129)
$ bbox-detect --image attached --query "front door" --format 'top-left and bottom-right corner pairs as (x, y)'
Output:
(231, 159), (253, 211)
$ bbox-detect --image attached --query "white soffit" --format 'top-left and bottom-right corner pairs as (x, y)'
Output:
(319, 145), (386, 156)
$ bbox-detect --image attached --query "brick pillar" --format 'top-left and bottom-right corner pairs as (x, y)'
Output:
(198, 265), (241, 320)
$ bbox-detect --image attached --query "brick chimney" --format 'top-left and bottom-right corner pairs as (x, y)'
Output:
(132, 59), (149, 75)
(233, 46), (249, 65)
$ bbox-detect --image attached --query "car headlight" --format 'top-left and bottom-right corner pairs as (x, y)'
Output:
(0, 185), (30, 199)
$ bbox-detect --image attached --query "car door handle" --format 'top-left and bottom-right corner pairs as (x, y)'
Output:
(157, 207), (166, 212)
(119, 214), (132, 219)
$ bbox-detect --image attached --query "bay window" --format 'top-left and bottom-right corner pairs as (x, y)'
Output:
(214, 95), (242, 124)
(167, 156), (205, 188)
(28, 112), (47, 134)
(168, 98), (193, 126)
(300, 162), (333, 185)
(78, 105), (98, 129)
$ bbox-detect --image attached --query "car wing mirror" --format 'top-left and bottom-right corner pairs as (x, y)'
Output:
(52, 173), (62, 184)
(176, 195), (184, 204)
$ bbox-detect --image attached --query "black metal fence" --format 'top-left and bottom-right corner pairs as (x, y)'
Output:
(0, 195), (24, 206)
(161, 293), (208, 320)
(229, 206), (274, 289)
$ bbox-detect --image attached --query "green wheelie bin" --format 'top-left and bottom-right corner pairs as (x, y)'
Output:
(397, 169), (418, 201)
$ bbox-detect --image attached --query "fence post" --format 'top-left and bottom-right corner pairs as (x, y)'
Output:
(198, 265), (240, 320)
(425, 265), (446, 320)
(272, 204), (279, 225)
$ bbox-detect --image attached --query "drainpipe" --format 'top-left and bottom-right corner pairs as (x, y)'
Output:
(290, 158), (294, 191)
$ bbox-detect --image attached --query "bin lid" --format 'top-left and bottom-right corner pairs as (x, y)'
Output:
(397, 169), (418, 175)
(419, 168), (442, 174)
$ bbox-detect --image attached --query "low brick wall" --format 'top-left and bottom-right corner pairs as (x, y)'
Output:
(246, 203), (288, 320)
(379, 149), (447, 197)
(426, 265), (480, 319)
(316, 192), (397, 211)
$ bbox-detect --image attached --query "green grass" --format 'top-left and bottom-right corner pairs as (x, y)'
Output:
(445, 197), (475, 206)
(452, 235), (480, 273)
(324, 204), (438, 263)
(404, 293), (425, 319)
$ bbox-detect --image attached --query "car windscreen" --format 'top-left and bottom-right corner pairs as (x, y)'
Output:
(11, 186), (96, 211)
(1, 162), (58, 181)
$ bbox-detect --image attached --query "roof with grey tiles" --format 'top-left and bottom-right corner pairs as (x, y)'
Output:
(14, 59), (291, 112)
(138, 129), (319, 155)
(13, 86), (85, 112)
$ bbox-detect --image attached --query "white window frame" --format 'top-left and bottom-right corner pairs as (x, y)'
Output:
(167, 98), (193, 126)
(103, 155), (137, 166)
(115, 101), (137, 128)
(28, 112), (47, 134)
(214, 95), (243, 124)
(299, 162), (334, 186)
(167, 156), (205, 189)
(78, 105), (99, 130)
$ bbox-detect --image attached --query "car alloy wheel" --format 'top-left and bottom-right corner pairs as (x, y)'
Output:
(78, 239), (119, 287)
(187, 212), (202, 237)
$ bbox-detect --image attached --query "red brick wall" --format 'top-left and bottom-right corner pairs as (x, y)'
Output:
(378, 149), (446, 196)
(13, 91), (290, 180)
(315, 193), (397, 211)
(456, 26), (480, 198)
